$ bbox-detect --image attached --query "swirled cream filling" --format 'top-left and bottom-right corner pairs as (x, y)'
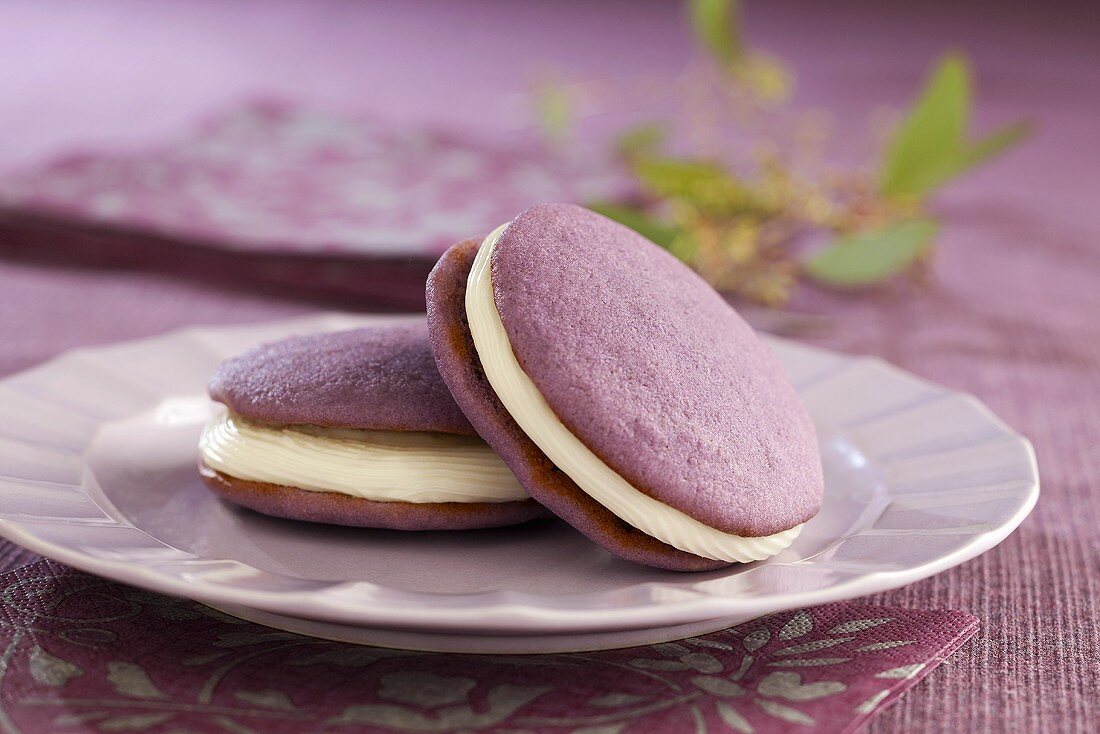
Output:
(465, 223), (802, 561)
(199, 412), (528, 504)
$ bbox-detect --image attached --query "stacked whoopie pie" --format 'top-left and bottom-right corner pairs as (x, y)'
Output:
(199, 323), (548, 530)
(200, 204), (824, 571)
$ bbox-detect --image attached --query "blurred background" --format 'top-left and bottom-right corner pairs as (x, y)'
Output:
(2, 0), (1096, 320)
(2, 0), (1091, 166)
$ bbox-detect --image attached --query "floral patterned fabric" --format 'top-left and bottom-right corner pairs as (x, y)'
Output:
(0, 560), (977, 734)
(0, 102), (628, 308)
(0, 101), (627, 256)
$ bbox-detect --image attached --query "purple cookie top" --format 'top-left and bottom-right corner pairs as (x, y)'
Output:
(491, 204), (823, 536)
(209, 321), (476, 435)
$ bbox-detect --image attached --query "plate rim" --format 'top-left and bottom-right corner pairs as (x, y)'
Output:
(0, 313), (1040, 634)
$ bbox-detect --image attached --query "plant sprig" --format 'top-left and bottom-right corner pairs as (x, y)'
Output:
(551, 0), (1031, 306)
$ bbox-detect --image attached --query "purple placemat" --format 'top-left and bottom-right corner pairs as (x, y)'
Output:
(0, 102), (627, 308)
(0, 560), (976, 734)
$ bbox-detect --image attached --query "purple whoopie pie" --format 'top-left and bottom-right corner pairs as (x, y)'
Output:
(426, 204), (824, 570)
(198, 321), (547, 530)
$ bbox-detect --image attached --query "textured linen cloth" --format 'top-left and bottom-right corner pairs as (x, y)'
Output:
(0, 1), (1098, 732)
(0, 560), (977, 734)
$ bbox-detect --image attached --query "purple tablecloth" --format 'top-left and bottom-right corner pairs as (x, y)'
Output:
(1, 1), (1098, 731)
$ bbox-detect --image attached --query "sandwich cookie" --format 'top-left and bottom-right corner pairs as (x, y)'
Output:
(426, 204), (824, 570)
(199, 322), (547, 530)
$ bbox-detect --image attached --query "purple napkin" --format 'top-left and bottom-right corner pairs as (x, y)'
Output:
(0, 560), (977, 733)
(0, 102), (627, 308)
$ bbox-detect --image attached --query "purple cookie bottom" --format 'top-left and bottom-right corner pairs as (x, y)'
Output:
(199, 463), (549, 531)
(426, 239), (730, 571)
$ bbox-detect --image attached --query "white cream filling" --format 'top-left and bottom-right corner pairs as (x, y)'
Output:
(465, 223), (802, 562)
(200, 412), (528, 504)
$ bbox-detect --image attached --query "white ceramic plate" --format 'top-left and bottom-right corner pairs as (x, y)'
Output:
(0, 314), (1038, 652)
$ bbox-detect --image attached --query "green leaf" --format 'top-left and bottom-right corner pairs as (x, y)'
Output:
(880, 54), (971, 200)
(689, 0), (742, 64)
(631, 157), (763, 215)
(533, 80), (573, 144)
(960, 120), (1033, 171)
(880, 54), (1030, 200)
(634, 157), (727, 193)
(588, 202), (679, 249)
(615, 123), (667, 161)
(804, 219), (937, 286)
